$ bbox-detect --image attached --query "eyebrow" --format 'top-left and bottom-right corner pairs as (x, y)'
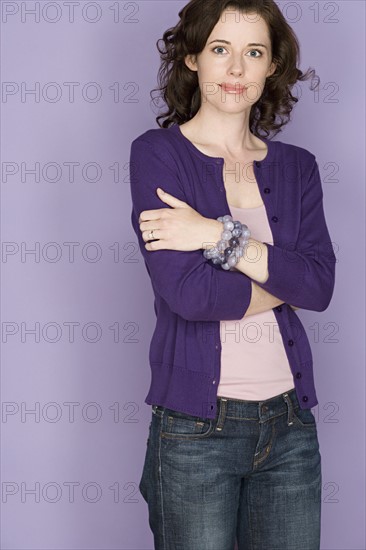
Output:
(208, 39), (268, 49)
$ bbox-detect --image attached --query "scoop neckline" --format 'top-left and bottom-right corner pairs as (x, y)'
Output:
(229, 203), (265, 210)
(169, 123), (274, 165)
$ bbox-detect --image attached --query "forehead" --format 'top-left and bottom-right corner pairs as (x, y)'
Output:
(207, 9), (270, 44)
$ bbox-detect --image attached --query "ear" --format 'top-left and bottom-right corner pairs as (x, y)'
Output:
(266, 60), (277, 78)
(184, 54), (198, 72)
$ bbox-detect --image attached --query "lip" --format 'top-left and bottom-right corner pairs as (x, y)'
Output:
(219, 83), (247, 93)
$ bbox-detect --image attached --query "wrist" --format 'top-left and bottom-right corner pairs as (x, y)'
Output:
(202, 215), (251, 271)
(201, 219), (222, 250)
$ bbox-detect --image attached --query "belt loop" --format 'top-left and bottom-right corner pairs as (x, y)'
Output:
(215, 398), (228, 431)
(152, 405), (164, 418)
(282, 392), (294, 426)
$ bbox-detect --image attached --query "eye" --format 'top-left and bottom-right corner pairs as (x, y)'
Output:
(211, 46), (227, 55)
(211, 47), (263, 57)
(247, 49), (263, 58)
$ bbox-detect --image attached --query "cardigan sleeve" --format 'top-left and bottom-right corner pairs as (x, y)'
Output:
(129, 137), (252, 321)
(255, 157), (336, 312)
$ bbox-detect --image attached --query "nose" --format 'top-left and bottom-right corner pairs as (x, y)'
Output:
(230, 68), (243, 77)
(228, 54), (244, 77)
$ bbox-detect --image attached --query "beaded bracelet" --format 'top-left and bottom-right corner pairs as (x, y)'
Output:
(203, 215), (251, 271)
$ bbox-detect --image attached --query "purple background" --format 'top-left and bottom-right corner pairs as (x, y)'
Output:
(1, 1), (365, 548)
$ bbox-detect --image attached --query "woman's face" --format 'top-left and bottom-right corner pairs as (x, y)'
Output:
(185, 8), (277, 113)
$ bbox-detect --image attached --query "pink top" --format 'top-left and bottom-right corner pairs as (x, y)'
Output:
(217, 203), (295, 401)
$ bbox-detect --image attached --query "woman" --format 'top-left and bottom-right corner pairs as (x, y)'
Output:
(129, 0), (336, 548)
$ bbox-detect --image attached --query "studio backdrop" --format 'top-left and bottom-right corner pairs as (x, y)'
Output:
(1, 1), (365, 549)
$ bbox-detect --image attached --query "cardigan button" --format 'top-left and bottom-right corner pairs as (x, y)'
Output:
(255, 161), (261, 167)
(302, 395), (309, 403)
(264, 188), (270, 193)
(276, 305), (282, 312)
(288, 339), (294, 346)
(271, 216), (278, 222)
(296, 372), (302, 379)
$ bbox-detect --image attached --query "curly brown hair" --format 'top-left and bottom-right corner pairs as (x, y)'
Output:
(150, 0), (319, 138)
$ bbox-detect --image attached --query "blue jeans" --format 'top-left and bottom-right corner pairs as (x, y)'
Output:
(139, 388), (322, 550)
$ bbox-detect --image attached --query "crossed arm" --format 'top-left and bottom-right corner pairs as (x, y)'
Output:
(205, 221), (299, 317)
(244, 281), (299, 317)
(130, 137), (334, 322)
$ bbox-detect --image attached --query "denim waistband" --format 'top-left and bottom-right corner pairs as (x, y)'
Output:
(215, 387), (299, 427)
(152, 388), (300, 427)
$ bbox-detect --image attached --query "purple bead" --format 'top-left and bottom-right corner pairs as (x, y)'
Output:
(235, 246), (244, 260)
(203, 216), (252, 271)
(228, 255), (237, 267)
(203, 248), (215, 259)
(218, 240), (227, 252)
(223, 220), (234, 231)
(224, 246), (234, 259)
(229, 237), (240, 247)
(222, 230), (232, 241)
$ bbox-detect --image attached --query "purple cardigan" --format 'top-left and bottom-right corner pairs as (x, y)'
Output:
(129, 123), (336, 419)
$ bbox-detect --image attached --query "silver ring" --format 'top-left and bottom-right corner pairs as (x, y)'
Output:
(148, 230), (154, 240)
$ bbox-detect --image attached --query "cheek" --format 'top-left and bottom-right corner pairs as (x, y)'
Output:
(197, 69), (221, 94)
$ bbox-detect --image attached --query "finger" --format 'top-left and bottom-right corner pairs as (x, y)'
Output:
(145, 239), (164, 251)
(139, 220), (160, 232)
(157, 188), (189, 208)
(142, 229), (161, 242)
(139, 209), (166, 223)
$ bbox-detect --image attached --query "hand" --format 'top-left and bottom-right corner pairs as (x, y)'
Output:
(139, 188), (215, 251)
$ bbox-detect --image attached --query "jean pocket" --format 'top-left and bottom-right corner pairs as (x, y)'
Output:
(293, 406), (317, 428)
(161, 407), (215, 440)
